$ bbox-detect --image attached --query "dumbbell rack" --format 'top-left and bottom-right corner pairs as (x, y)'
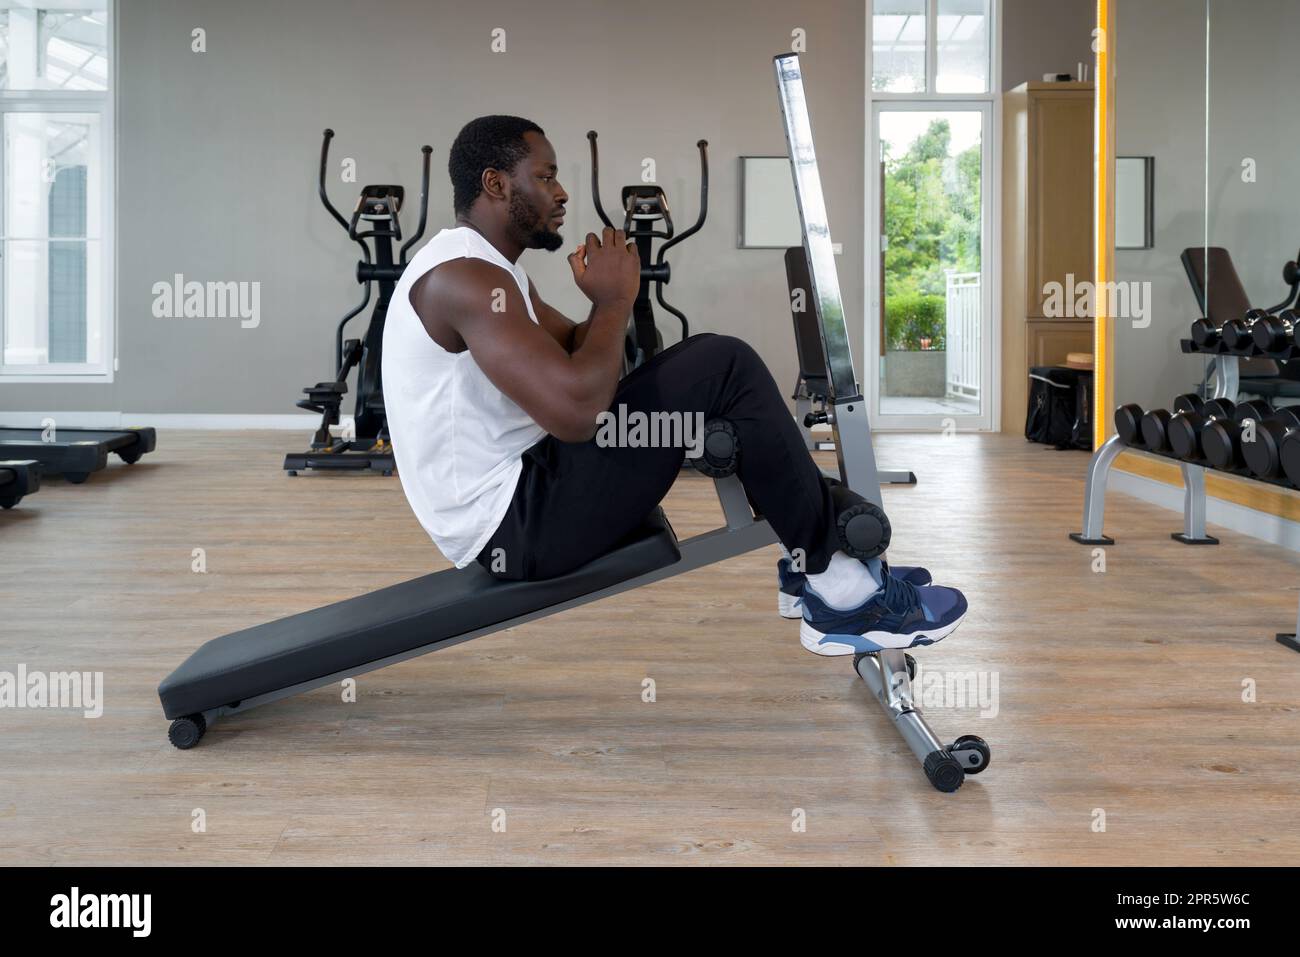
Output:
(1070, 343), (1240, 547)
(1072, 343), (1300, 653)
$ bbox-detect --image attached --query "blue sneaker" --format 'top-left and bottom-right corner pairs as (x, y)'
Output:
(777, 556), (931, 619)
(799, 570), (967, 656)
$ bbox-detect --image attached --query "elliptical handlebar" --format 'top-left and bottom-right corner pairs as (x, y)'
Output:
(319, 129), (371, 265)
(586, 130), (617, 231)
(658, 139), (709, 259)
(400, 145), (434, 265)
(317, 129), (350, 232)
(655, 139), (709, 340)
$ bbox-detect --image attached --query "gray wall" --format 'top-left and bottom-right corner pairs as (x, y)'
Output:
(1002, 0), (1093, 89)
(1113, 0), (1300, 413)
(1, 0), (1095, 419)
(1, 0), (867, 417)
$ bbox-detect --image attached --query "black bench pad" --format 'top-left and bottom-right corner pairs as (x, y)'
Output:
(158, 507), (680, 719)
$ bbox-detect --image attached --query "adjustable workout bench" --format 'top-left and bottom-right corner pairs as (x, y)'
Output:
(157, 53), (991, 792)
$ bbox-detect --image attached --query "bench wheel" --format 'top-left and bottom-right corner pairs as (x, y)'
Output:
(923, 750), (965, 792)
(0, 494), (17, 510)
(63, 472), (90, 484)
(950, 734), (991, 775)
(168, 714), (207, 750)
(119, 451), (142, 465)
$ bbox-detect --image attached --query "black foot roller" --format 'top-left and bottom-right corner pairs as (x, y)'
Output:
(689, 418), (740, 477)
(830, 484), (891, 559)
(924, 750), (966, 792)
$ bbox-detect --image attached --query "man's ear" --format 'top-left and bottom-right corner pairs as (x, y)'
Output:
(481, 167), (508, 203)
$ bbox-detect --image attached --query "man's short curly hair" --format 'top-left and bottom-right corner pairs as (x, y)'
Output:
(448, 115), (545, 215)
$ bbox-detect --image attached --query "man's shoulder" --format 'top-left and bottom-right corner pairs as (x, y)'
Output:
(415, 256), (519, 310)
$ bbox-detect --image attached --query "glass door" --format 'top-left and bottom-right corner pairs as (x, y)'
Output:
(871, 103), (992, 429)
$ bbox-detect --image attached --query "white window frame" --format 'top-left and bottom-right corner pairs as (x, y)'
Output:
(865, 0), (1002, 431)
(0, 0), (115, 383)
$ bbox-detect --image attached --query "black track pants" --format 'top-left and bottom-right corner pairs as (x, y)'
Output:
(476, 333), (840, 580)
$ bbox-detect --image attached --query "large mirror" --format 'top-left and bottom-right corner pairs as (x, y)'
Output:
(1111, 0), (1300, 430)
(1203, 0), (1300, 414)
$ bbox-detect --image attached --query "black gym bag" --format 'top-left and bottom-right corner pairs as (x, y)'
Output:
(1025, 366), (1093, 451)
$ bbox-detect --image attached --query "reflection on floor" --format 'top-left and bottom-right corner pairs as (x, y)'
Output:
(881, 395), (981, 416)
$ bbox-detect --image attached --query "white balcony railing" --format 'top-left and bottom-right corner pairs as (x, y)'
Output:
(945, 271), (980, 400)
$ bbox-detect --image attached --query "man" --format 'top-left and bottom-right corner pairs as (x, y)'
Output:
(382, 115), (965, 655)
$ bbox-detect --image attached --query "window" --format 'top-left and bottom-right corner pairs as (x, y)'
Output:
(936, 0), (989, 93)
(873, 0), (991, 95)
(0, 1), (112, 379)
(873, 0), (927, 93)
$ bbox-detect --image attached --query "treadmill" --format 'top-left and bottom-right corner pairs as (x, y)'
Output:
(0, 426), (156, 483)
(0, 460), (40, 508)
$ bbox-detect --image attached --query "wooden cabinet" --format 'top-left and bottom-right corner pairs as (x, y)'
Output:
(1027, 320), (1095, 367)
(1002, 82), (1095, 431)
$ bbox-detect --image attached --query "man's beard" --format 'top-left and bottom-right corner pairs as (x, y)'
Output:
(508, 192), (564, 252)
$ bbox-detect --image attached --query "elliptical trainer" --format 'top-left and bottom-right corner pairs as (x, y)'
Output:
(284, 129), (432, 476)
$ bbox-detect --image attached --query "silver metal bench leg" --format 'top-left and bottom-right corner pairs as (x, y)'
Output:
(1172, 461), (1218, 545)
(1070, 434), (1123, 545)
(854, 650), (989, 793)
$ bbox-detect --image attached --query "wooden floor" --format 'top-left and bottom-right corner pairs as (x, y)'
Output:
(2, 430), (1299, 866)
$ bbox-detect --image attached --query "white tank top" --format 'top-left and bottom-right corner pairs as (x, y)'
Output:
(382, 226), (547, 567)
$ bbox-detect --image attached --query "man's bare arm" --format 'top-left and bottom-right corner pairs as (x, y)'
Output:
(570, 319), (595, 352)
(528, 278), (588, 355)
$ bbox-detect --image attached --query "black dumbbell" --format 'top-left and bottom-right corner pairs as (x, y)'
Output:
(1189, 318), (1219, 348)
(1252, 308), (1299, 352)
(1241, 406), (1300, 479)
(1115, 404), (1146, 446)
(1221, 309), (1270, 351)
(1140, 394), (1204, 452)
(1280, 426), (1300, 487)
(1167, 398), (1240, 461)
(1198, 399), (1274, 469)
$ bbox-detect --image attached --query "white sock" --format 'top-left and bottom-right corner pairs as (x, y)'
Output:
(805, 551), (881, 609)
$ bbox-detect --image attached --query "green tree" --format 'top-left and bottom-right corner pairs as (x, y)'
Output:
(882, 118), (981, 350)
